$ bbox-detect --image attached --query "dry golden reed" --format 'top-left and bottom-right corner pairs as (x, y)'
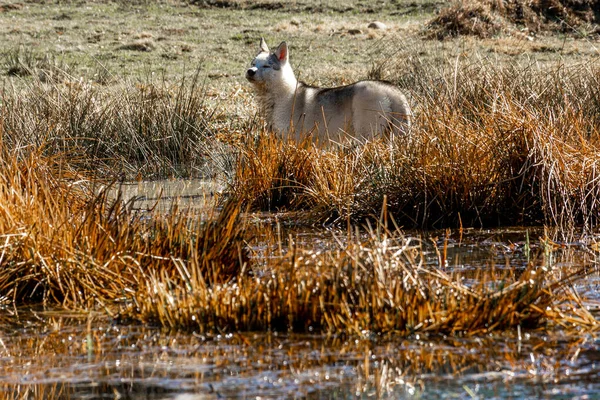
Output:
(127, 216), (599, 335)
(0, 52), (598, 336)
(1, 140), (595, 336)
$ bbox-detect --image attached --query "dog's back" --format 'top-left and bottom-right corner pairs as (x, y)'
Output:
(279, 80), (410, 143)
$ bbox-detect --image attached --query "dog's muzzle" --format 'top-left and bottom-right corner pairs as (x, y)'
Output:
(246, 67), (257, 81)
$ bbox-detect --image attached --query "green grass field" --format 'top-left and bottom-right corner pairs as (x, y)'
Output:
(3, 0), (597, 103)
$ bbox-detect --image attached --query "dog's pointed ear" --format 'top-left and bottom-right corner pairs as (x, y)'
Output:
(259, 37), (269, 53)
(275, 42), (288, 63)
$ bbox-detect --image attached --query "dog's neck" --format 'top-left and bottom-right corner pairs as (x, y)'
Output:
(269, 64), (298, 97)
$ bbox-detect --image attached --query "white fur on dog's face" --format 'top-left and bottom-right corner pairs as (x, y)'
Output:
(245, 52), (279, 86)
(246, 39), (292, 89)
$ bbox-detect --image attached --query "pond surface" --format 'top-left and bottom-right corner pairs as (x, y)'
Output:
(0, 309), (599, 399)
(108, 180), (223, 213)
(4, 180), (599, 399)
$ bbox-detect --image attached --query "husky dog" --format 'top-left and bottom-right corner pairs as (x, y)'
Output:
(245, 38), (411, 143)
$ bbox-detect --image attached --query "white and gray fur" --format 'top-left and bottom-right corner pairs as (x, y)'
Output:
(246, 38), (411, 143)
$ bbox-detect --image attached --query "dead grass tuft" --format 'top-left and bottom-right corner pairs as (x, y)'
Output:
(426, 1), (502, 39)
(496, 0), (600, 32)
(127, 218), (599, 334)
(119, 39), (156, 52)
(230, 133), (319, 211)
(0, 3), (23, 13)
(427, 0), (600, 39)
(1, 67), (215, 178)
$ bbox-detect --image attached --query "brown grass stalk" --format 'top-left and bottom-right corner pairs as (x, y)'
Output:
(0, 140), (596, 336)
(0, 67), (214, 178)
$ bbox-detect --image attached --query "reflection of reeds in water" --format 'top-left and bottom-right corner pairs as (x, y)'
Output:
(0, 315), (595, 399)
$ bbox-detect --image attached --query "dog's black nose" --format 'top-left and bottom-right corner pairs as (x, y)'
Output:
(246, 68), (256, 77)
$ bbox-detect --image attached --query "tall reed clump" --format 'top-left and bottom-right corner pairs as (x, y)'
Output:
(127, 219), (598, 335)
(1, 68), (214, 178)
(230, 132), (387, 222)
(0, 143), (248, 308)
(382, 56), (600, 231)
(230, 134), (323, 211)
(0, 132), (595, 336)
(230, 57), (600, 231)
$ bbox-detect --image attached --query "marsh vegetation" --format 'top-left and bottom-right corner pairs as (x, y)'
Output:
(0, 0), (599, 398)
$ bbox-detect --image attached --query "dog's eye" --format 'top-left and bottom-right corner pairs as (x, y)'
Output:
(262, 65), (271, 69)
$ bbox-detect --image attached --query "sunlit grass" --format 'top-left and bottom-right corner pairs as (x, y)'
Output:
(0, 139), (596, 335)
(0, 68), (215, 178)
(127, 212), (599, 334)
(0, 143), (247, 307)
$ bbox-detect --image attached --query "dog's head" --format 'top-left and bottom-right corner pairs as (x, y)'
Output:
(246, 38), (290, 87)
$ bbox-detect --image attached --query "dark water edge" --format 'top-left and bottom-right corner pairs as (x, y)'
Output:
(5, 379), (600, 400)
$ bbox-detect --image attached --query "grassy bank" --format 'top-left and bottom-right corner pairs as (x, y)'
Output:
(2, 1), (599, 231)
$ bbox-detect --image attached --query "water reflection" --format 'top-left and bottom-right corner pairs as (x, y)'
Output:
(0, 311), (598, 399)
(107, 180), (222, 213)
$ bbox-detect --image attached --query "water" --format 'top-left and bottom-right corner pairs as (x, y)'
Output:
(108, 180), (223, 213)
(0, 311), (598, 399)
